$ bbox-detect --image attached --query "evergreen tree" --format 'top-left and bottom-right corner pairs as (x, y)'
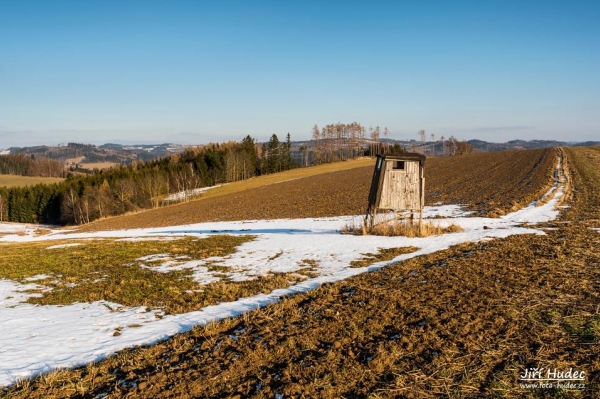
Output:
(284, 133), (294, 170)
(0, 188), (6, 221)
(266, 134), (281, 173)
(241, 135), (259, 177)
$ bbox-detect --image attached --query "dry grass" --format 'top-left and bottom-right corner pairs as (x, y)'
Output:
(191, 157), (375, 201)
(0, 235), (307, 315)
(79, 162), (119, 170)
(64, 157), (85, 165)
(0, 175), (64, 188)
(349, 247), (418, 268)
(342, 216), (464, 237)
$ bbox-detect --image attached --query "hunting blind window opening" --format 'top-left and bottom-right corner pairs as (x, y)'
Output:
(393, 161), (405, 170)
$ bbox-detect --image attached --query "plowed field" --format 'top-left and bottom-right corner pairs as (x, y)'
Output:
(79, 148), (555, 232)
(5, 147), (600, 398)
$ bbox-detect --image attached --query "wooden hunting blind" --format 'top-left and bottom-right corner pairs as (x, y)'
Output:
(365, 153), (426, 227)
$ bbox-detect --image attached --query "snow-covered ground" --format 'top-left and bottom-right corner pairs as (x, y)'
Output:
(162, 185), (223, 202)
(0, 161), (567, 386)
(0, 222), (60, 237)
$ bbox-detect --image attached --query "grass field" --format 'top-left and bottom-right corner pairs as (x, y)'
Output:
(2, 147), (599, 398)
(0, 236), (300, 315)
(79, 162), (119, 170)
(0, 175), (64, 188)
(164, 157), (377, 202)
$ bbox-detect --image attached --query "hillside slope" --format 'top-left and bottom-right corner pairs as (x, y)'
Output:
(78, 149), (555, 232)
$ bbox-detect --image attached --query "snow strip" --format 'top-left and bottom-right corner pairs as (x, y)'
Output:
(162, 185), (223, 202)
(46, 243), (83, 250)
(23, 274), (52, 282)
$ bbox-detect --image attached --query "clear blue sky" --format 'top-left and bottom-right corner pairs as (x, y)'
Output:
(1, 0), (598, 148)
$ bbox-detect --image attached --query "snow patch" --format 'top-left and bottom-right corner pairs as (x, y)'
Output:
(116, 236), (179, 242)
(0, 223), (65, 241)
(162, 185), (223, 202)
(46, 243), (83, 250)
(23, 274), (52, 281)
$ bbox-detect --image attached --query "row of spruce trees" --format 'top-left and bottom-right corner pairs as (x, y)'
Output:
(0, 134), (297, 225)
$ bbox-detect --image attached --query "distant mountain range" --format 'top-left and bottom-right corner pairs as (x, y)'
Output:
(2, 142), (188, 164)
(2, 139), (598, 166)
(464, 139), (600, 152)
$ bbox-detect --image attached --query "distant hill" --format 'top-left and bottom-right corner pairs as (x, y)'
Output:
(5, 142), (188, 165)
(466, 139), (600, 152)
(376, 138), (600, 154)
(99, 143), (187, 160)
(2, 139), (598, 171)
(468, 139), (565, 152)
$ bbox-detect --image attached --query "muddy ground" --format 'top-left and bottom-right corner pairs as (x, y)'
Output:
(4, 147), (600, 398)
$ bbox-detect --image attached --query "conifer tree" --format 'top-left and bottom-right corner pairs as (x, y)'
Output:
(266, 134), (281, 173)
(284, 133), (294, 170)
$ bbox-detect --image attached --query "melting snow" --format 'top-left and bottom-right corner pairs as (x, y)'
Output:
(46, 243), (83, 250)
(162, 185), (223, 202)
(23, 274), (52, 281)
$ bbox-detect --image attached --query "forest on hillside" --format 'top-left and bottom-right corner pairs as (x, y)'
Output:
(0, 153), (64, 177)
(0, 134), (297, 225)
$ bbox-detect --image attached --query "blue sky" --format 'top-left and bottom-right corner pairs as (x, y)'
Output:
(1, 0), (598, 148)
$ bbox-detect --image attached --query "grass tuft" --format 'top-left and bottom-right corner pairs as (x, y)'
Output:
(342, 216), (464, 237)
(349, 247), (418, 268)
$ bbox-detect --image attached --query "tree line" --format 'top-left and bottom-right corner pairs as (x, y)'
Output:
(311, 122), (407, 164)
(0, 153), (64, 177)
(0, 134), (295, 225)
(311, 122), (367, 164)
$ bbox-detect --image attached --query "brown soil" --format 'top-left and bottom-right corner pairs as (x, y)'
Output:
(77, 148), (555, 232)
(5, 147), (600, 398)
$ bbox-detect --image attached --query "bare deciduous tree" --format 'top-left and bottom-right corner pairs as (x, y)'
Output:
(440, 135), (446, 156)
(141, 170), (167, 208)
(78, 193), (92, 224)
(62, 187), (79, 224)
(113, 179), (137, 213)
(311, 125), (322, 164)
(172, 163), (201, 201)
(418, 130), (426, 154)
(98, 179), (113, 217)
(383, 126), (389, 154)
(448, 135), (458, 156)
